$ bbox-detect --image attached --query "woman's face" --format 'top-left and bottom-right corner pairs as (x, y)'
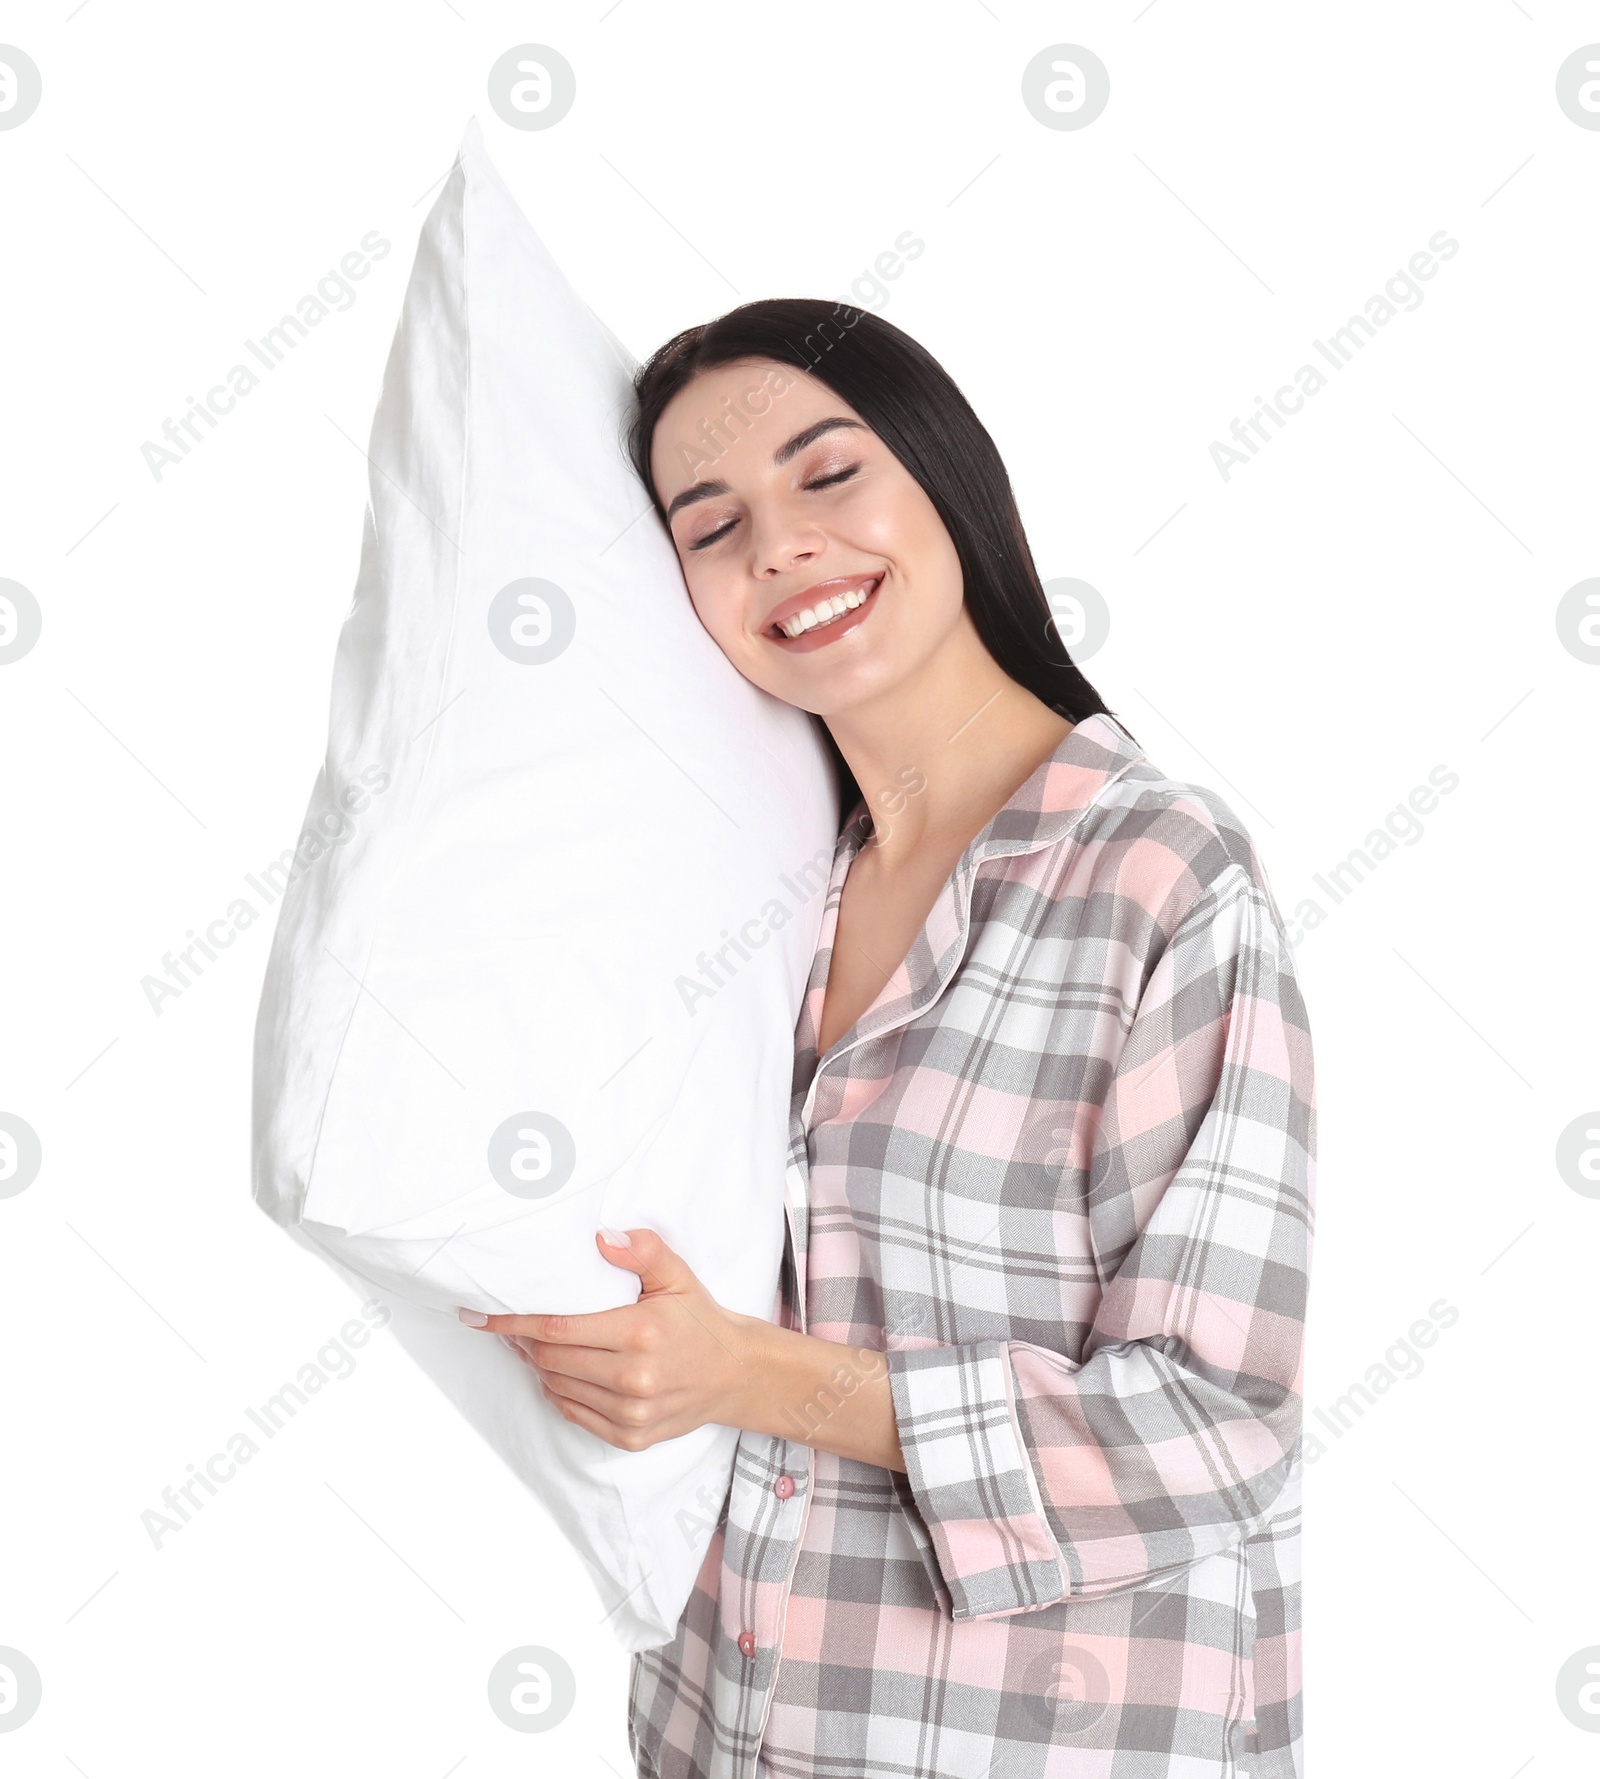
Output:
(648, 357), (969, 719)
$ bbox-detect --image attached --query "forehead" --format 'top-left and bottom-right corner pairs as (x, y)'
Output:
(649, 358), (856, 501)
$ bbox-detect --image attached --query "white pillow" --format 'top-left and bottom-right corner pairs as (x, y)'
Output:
(249, 115), (836, 1651)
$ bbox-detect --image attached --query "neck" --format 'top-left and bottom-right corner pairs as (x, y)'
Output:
(823, 618), (1073, 869)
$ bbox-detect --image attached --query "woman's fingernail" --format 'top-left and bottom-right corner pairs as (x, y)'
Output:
(598, 1226), (632, 1248)
(457, 1307), (490, 1327)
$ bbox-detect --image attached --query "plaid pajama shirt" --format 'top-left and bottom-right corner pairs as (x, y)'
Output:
(630, 710), (1316, 1779)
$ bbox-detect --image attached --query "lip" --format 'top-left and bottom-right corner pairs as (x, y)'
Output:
(761, 573), (883, 653)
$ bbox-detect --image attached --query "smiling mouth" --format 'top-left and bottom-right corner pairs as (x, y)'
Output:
(769, 575), (882, 640)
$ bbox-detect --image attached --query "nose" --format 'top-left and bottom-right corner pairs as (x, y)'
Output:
(749, 500), (823, 580)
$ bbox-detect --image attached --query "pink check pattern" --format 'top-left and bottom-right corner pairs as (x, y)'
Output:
(630, 711), (1317, 1778)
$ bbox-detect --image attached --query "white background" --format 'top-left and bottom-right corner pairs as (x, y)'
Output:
(2, 3), (1597, 1774)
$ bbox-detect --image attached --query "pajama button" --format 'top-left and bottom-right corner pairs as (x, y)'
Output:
(773, 1474), (795, 1500)
(738, 1631), (757, 1658)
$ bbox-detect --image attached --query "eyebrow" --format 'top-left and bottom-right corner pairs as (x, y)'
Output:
(661, 416), (869, 523)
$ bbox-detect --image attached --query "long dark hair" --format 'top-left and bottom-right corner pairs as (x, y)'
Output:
(626, 298), (1128, 821)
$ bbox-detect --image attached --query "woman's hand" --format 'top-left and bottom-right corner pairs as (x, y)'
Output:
(456, 1227), (906, 1470)
(458, 1228), (762, 1451)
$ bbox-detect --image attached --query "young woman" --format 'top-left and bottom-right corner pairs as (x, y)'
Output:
(468, 300), (1316, 1779)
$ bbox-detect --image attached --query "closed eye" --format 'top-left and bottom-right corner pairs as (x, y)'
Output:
(805, 464), (860, 490)
(686, 463), (862, 552)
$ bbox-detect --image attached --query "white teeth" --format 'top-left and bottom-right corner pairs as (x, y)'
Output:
(778, 581), (877, 639)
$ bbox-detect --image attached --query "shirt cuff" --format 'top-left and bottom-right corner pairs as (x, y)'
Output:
(886, 1338), (1070, 1619)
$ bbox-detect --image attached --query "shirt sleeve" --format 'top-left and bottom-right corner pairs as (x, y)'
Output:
(884, 860), (1316, 1620)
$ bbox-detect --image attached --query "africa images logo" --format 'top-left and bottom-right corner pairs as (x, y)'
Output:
(1209, 230), (1460, 481)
